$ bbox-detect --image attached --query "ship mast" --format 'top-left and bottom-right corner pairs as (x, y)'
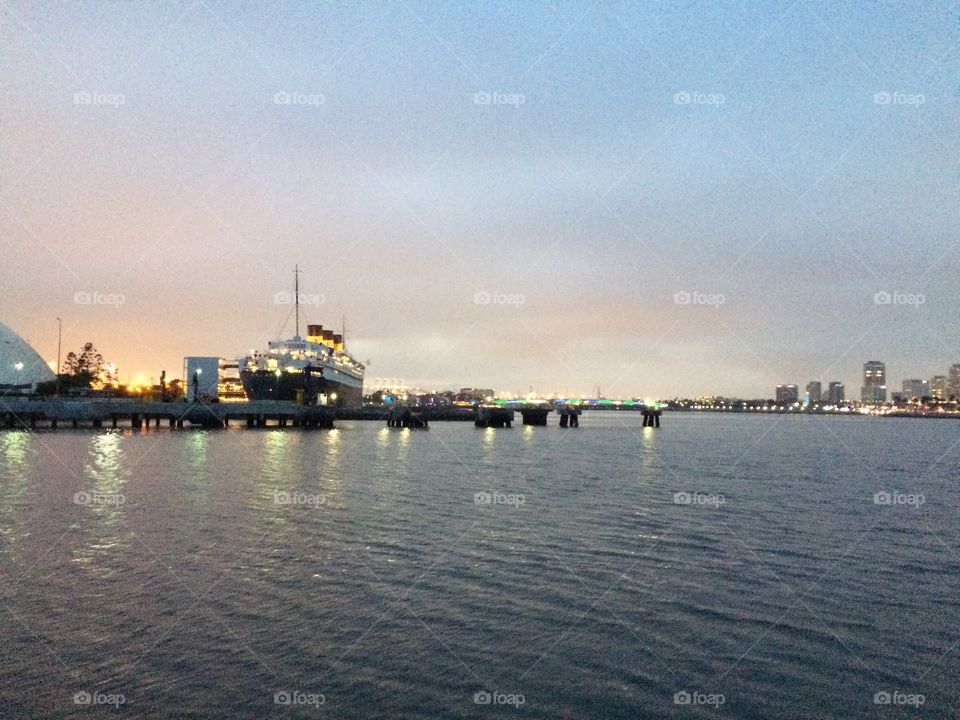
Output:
(294, 264), (300, 339)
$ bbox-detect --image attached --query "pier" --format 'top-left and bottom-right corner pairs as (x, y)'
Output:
(0, 398), (662, 430)
(0, 398), (335, 430)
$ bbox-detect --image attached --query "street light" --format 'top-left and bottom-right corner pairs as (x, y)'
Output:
(193, 368), (202, 402)
(14, 362), (23, 391)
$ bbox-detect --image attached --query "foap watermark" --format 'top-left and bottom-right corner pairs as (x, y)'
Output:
(874, 690), (925, 707)
(473, 690), (525, 707)
(673, 91), (725, 106)
(274, 291), (324, 307)
(474, 291), (525, 307)
(674, 690), (725, 707)
(873, 290), (925, 307)
(74, 91), (125, 107)
(474, 490), (525, 508)
(674, 290), (725, 308)
(873, 490), (925, 508)
(873, 91), (924, 106)
(673, 491), (725, 508)
(274, 91), (325, 107)
(74, 690), (126, 708)
(473, 91), (525, 107)
(274, 490), (325, 508)
(274, 690), (325, 707)
(74, 491), (125, 507)
(74, 290), (125, 308)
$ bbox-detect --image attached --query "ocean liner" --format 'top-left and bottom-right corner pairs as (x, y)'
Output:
(238, 269), (364, 406)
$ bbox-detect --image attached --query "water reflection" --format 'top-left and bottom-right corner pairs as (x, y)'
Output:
(1, 431), (30, 471)
(0, 433), (31, 538)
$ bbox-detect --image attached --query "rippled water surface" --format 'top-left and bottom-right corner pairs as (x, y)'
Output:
(0, 413), (957, 718)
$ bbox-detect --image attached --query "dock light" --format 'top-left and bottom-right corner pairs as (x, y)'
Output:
(14, 361), (23, 386)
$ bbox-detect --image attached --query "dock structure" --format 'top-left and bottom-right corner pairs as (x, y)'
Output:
(518, 404), (552, 426)
(0, 398), (335, 430)
(475, 406), (514, 428)
(385, 406), (428, 429)
(641, 406), (662, 427)
(557, 405), (581, 428)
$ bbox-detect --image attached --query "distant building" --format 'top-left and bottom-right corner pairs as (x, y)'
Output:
(776, 384), (799, 404)
(861, 361), (887, 404)
(901, 379), (928, 399)
(827, 381), (845, 405)
(949, 365), (960, 400)
(805, 381), (822, 404)
(930, 375), (947, 400)
(458, 387), (495, 402)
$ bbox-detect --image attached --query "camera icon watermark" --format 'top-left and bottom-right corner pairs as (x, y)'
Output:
(273, 291), (324, 307)
(74, 490), (126, 506)
(673, 689), (725, 706)
(474, 290), (525, 307)
(473, 91), (525, 107)
(673, 91), (725, 106)
(473, 689), (525, 707)
(874, 690), (924, 706)
(273, 91), (325, 107)
(74, 690), (125, 707)
(274, 690), (325, 707)
(873, 91), (924, 106)
(873, 290), (925, 307)
(74, 91), (125, 107)
(673, 290), (725, 307)
(873, 490), (924, 507)
(73, 290), (125, 308)
(673, 491), (724, 508)
(474, 490), (524, 507)
(273, 490), (325, 508)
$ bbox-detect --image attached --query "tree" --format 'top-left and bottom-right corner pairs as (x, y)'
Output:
(61, 342), (113, 388)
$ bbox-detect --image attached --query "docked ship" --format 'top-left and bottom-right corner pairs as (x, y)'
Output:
(238, 271), (364, 407)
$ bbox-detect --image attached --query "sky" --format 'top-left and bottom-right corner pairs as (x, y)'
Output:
(1, 0), (958, 398)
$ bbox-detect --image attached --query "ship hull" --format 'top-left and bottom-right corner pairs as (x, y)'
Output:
(239, 368), (362, 407)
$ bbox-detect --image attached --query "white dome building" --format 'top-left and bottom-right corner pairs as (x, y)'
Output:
(0, 321), (56, 390)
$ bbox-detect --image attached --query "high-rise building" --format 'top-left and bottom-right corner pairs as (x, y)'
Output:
(827, 381), (845, 404)
(901, 379), (929, 399)
(861, 361), (887, 404)
(776, 384), (799, 404)
(948, 365), (960, 400)
(930, 375), (947, 400)
(805, 381), (822, 404)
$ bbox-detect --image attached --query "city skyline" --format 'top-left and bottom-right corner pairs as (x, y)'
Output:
(2, 2), (958, 397)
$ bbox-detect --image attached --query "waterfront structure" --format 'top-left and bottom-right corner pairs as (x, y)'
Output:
(901, 379), (929, 399)
(776, 384), (799, 404)
(827, 381), (845, 405)
(930, 375), (947, 399)
(861, 361), (887, 404)
(0, 321), (56, 392)
(949, 364), (960, 400)
(805, 381), (822, 404)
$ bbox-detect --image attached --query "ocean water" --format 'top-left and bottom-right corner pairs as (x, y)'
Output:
(0, 413), (957, 719)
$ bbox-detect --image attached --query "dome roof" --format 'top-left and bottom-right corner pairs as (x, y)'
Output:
(0, 322), (56, 387)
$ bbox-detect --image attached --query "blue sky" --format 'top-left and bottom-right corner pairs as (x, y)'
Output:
(1, 1), (958, 396)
